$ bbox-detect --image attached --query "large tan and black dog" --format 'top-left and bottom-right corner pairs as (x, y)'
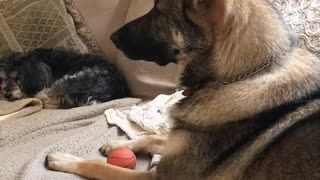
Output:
(46, 0), (320, 179)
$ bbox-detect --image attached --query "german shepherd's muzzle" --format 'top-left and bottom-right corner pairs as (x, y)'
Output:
(111, 13), (179, 66)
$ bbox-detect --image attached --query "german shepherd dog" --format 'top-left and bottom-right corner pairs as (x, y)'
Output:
(46, 0), (320, 179)
(0, 49), (128, 108)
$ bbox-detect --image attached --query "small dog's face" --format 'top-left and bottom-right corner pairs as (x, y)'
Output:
(111, 0), (214, 66)
(0, 66), (23, 100)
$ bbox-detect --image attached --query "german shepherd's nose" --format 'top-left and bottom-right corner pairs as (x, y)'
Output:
(109, 10), (178, 65)
(110, 32), (120, 47)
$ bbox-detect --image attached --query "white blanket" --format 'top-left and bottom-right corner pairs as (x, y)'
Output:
(105, 91), (184, 139)
(105, 91), (185, 167)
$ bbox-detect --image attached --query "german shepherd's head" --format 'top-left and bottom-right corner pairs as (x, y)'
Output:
(111, 0), (212, 66)
(111, 0), (293, 87)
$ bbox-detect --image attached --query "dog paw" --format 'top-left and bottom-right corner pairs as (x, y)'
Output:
(36, 91), (60, 109)
(47, 152), (83, 173)
(99, 140), (134, 156)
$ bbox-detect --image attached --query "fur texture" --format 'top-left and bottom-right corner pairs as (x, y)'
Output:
(47, 0), (320, 179)
(0, 49), (129, 108)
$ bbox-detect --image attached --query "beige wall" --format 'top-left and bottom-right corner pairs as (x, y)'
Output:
(72, 0), (131, 63)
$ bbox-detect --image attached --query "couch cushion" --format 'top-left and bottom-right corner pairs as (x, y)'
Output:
(0, 0), (88, 58)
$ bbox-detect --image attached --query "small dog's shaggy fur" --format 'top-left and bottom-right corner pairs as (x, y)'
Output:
(0, 48), (129, 108)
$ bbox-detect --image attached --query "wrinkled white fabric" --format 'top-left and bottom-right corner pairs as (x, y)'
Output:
(105, 91), (184, 140)
(271, 0), (320, 57)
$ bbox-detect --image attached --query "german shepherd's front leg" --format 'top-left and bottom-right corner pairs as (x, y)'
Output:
(47, 152), (155, 180)
(99, 135), (167, 156)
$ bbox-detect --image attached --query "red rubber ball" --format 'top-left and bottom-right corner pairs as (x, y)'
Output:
(106, 147), (136, 169)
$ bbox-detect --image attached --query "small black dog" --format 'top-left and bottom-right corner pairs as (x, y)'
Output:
(0, 48), (129, 108)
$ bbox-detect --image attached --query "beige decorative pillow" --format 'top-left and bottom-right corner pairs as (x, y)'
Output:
(0, 0), (88, 58)
(63, 0), (104, 55)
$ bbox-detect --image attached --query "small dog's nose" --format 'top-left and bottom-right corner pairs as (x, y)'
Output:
(4, 92), (12, 99)
(110, 32), (120, 45)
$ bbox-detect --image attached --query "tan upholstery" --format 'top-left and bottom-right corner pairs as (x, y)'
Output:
(0, 0), (89, 58)
(72, 0), (131, 63)
(72, 0), (178, 99)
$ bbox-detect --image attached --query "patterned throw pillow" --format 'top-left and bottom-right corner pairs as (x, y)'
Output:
(271, 0), (320, 57)
(63, 0), (104, 56)
(0, 0), (93, 58)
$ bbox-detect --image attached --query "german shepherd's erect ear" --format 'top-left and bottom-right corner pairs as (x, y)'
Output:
(185, 0), (227, 23)
(182, 0), (229, 50)
(184, 0), (251, 39)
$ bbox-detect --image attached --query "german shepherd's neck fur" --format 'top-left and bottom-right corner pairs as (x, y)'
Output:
(174, 0), (320, 126)
(211, 0), (292, 80)
(180, 0), (293, 87)
(165, 1), (320, 178)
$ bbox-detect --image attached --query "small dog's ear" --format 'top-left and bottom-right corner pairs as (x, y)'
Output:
(18, 61), (53, 96)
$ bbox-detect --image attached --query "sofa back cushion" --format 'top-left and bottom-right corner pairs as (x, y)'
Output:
(0, 0), (88, 58)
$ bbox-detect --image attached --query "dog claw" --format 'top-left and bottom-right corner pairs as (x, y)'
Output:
(99, 140), (134, 156)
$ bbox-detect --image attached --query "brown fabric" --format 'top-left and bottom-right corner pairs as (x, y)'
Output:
(0, 0), (88, 59)
(0, 98), (42, 126)
(0, 98), (42, 116)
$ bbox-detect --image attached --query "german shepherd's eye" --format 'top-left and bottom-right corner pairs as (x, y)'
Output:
(154, 3), (166, 16)
(174, 30), (179, 36)
(0, 77), (5, 84)
(155, 8), (164, 16)
(14, 78), (20, 84)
